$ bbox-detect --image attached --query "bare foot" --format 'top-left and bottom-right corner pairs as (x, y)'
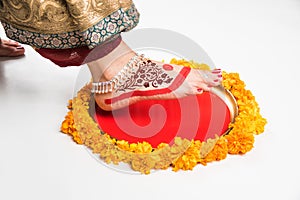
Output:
(88, 41), (222, 111)
(0, 38), (25, 57)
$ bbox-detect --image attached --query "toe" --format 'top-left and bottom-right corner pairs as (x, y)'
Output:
(196, 88), (204, 94)
(198, 82), (213, 91)
(212, 69), (221, 74)
(211, 69), (222, 85)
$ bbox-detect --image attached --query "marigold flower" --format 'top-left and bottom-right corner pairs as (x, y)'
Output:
(200, 137), (228, 165)
(225, 131), (255, 154)
(60, 110), (83, 144)
(170, 58), (210, 70)
(172, 140), (202, 171)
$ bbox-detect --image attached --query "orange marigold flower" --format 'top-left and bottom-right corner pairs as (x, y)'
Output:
(172, 140), (202, 171)
(60, 110), (83, 144)
(225, 131), (254, 154)
(200, 137), (228, 165)
(67, 99), (73, 109)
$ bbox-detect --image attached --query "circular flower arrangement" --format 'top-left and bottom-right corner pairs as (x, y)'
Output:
(60, 59), (267, 174)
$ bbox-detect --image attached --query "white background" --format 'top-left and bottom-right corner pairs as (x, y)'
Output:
(1, 0), (300, 199)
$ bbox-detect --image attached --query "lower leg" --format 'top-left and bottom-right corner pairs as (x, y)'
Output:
(87, 40), (135, 82)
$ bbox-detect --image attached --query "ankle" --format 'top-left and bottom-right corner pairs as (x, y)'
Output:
(87, 40), (136, 82)
(102, 51), (136, 80)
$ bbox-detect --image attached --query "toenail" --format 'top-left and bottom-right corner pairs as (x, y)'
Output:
(197, 88), (203, 93)
(218, 75), (222, 77)
(163, 64), (173, 71)
(214, 79), (219, 82)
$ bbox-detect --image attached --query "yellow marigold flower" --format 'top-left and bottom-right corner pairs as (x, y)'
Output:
(170, 58), (210, 70)
(129, 143), (138, 152)
(131, 156), (153, 174)
(156, 143), (168, 149)
(116, 140), (130, 152)
(134, 142), (153, 154)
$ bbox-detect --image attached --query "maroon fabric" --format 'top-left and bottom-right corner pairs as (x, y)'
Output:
(36, 36), (122, 67)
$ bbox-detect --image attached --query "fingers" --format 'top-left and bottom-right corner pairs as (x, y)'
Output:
(13, 46), (25, 56)
(2, 39), (21, 47)
(0, 45), (25, 57)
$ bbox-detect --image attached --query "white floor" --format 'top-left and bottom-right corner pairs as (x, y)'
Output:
(1, 0), (300, 200)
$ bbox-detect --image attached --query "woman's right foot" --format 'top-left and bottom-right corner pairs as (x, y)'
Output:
(89, 48), (222, 111)
(0, 38), (25, 57)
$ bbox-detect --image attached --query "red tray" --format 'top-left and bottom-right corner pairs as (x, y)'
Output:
(94, 86), (238, 148)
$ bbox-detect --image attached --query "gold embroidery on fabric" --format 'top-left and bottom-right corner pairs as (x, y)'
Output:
(0, 0), (133, 34)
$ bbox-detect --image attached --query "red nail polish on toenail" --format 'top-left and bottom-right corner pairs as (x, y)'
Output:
(163, 64), (173, 71)
(197, 89), (203, 93)
(214, 79), (219, 82)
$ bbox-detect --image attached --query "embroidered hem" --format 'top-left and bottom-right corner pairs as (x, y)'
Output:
(1, 3), (139, 49)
